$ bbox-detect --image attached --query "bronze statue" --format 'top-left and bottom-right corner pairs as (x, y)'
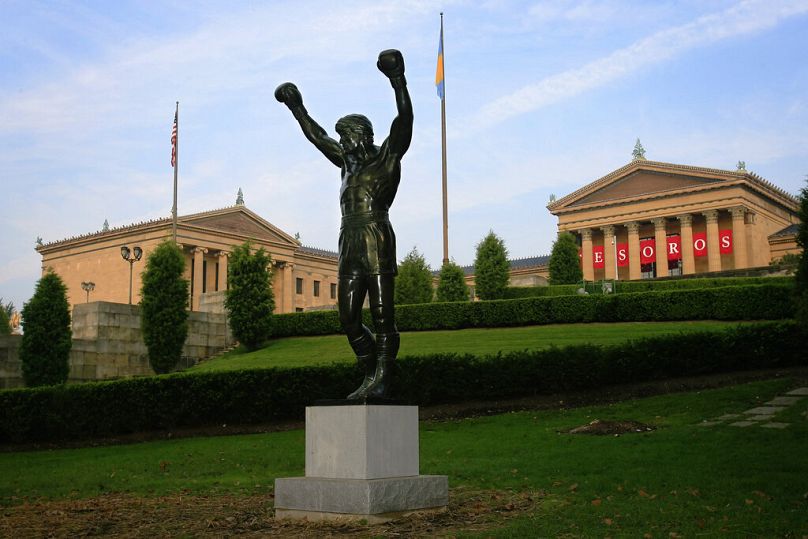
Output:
(275, 49), (413, 400)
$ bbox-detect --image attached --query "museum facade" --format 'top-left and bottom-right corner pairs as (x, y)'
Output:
(36, 202), (340, 314)
(547, 158), (801, 281)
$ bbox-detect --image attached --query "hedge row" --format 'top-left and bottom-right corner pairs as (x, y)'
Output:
(271, 282), (794, 337)
(504, 276), (794, 299)
(1, 321), (803, 444)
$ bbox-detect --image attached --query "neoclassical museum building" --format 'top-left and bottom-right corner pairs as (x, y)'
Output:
(36, 199), (339, 314)
(548, 154), (801, 281)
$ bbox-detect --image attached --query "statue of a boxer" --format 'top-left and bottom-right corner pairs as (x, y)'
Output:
(275, 49), (413, 400)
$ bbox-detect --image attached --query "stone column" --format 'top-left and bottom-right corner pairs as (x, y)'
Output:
(580, 229), (594, 282)
(703, 210), (721, 272)
(217, 251), (229, 292)
(652, 217), (668, 278)
(601, 225), (616, 280)
(283, 262), (295, 314)
(731, 206), (748, 269)
(677, 214), (695, 275)
(192, 247), (208, 311)
(627, 222), (641, 280)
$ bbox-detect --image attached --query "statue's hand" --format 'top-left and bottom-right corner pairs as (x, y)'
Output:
(377, 49), (405, 79)
(274, 82), (303, 108)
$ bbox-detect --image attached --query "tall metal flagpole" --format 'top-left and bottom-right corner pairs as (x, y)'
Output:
(438, 13), (449, 266)
(172, 101), (179, 243)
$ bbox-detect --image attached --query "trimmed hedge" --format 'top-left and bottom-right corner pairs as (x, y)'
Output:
(271, 283), (794, 337)
(505, 276), (794, 299)
(0, 321), (804, 444)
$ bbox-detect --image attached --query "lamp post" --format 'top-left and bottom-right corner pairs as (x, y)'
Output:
(120, 245), (143, 305)
(80, 281), (95, 303)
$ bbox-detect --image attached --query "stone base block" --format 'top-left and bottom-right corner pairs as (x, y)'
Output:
(274, 475), (448, 521)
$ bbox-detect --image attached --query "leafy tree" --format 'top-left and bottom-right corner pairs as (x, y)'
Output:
(394, 246), (434, 305)
(0, 303), (9, 336)
(473, 231), (510, 300)
(140, 241), (189, 374)
(20, 271), (72, 386)
(549, 231), (583, 285)
(795, 176), (808, 326)
(0, 298), (13, 320)
(225, 241), (275, 350)
(436, 260), (469, 302)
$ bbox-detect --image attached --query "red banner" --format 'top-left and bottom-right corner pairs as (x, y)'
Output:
(693, 232), (708, 257)
(667, 235), (682, 261)
(719, 229), (733, 254)
(616, 243), (629, 267)
(593, 246), (605, 269)
(640, 239), (656, 264)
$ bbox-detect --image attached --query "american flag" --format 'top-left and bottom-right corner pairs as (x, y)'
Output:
(170, 109), (178, 168)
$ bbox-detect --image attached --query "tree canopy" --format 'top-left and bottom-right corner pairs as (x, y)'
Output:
(20, 271), (72, 386)
(473, 231), (510, 300)
(549, 231), (583, 285)
(394, 247), (434, 305)
(795, 176), (808, 327)
(225, 241), (275, 350)
(436, 260), (469, 302)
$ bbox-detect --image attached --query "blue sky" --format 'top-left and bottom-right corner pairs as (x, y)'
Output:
(2, 0), (808, 310)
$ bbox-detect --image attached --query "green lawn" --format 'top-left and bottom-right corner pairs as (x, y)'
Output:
(192, 320), (753, 371)
(2, 378), (806, 535)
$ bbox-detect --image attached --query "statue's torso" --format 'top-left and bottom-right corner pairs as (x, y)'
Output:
(340, 142), (400, 216)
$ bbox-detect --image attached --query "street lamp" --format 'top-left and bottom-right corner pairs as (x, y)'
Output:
(80, 281), (95, 303)
(120, 245), (143, 304)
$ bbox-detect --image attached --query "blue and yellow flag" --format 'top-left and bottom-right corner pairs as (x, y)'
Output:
(435, 22), (445, 99)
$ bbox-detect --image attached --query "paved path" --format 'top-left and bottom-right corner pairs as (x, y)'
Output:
(699, 387), (808, 429)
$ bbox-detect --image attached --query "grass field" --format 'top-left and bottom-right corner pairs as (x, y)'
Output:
(2, 377), (806, 536)
(192, 320), (753, 371)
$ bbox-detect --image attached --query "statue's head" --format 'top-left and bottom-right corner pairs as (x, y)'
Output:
(336, 114), (374, 152)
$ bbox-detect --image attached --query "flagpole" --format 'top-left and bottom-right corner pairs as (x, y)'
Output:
(172, 101), (179, 243)
(439, 12), (449, 266)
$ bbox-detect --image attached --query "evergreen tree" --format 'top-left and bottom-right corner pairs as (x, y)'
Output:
(140, 241), (189, 374)
(795, 176), (808, 326)
(549, 231), (583, 285)
(0, 303), (10, 336)
(436, 260), (469, 302)
(473, 231), (510, 300)
(20, 272), (72, 386)
(394, 247), (434, 305)
(226, 241), (275, 350)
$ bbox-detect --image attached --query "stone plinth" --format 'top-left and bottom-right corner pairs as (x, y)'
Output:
(275, 404), (448, 522)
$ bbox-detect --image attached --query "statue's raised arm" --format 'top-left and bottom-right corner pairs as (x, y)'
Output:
(377, 49), (413, 157)
(275, 82), (344, 168)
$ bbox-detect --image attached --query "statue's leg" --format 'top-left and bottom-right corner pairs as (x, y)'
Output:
(365, 274), (398, 399)
(340, 276), (376, 400)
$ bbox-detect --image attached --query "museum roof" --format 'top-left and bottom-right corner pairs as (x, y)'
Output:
(768, 223), (800, 239)
(547, 160), (799, 212)
(458, 254), (551, 276)
(36, 205), (334, 258)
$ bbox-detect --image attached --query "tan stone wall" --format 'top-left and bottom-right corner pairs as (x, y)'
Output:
(1, 302), (231, 389)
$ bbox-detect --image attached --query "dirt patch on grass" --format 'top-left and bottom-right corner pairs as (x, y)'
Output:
(0, 487), (542, 538)
(566, 419), (656, 435)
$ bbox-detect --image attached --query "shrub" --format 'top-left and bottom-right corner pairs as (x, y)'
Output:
(549, 232), (583, 285)
(0, 306), (9, 336)
(474, 231), (509, 300)
(395, 246), (434, 305)
(20, 272), (72, 386)
(140, 241), (189, 374)
(226, 242), (275, 350)
(795, 178), (808, 328)
(436, 260), (469, 302)
(1, 321), (803, 443)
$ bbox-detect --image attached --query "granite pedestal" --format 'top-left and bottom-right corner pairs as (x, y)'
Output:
(274, 404), (448, 522)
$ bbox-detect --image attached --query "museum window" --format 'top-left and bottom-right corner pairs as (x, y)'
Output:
(330, 283), (337, 299)
(296, 277), (303, 295)
(313, 280), (320, 297)
(295, 307), (304, 312)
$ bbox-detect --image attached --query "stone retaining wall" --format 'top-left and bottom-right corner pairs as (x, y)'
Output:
(0, 301), (232, 389)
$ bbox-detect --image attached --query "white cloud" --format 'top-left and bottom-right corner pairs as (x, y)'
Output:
(474, 0), (808, 129)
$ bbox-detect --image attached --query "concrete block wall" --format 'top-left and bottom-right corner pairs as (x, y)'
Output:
(0, 302), (232, 389)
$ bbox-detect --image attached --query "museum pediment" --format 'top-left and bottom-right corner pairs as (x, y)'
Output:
(183, 208), (297, 245)
(570, 170), (722, 207)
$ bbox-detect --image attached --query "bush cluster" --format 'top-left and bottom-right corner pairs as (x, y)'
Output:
(1, 321), (803, 444)
(271, 282), (793, 337)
